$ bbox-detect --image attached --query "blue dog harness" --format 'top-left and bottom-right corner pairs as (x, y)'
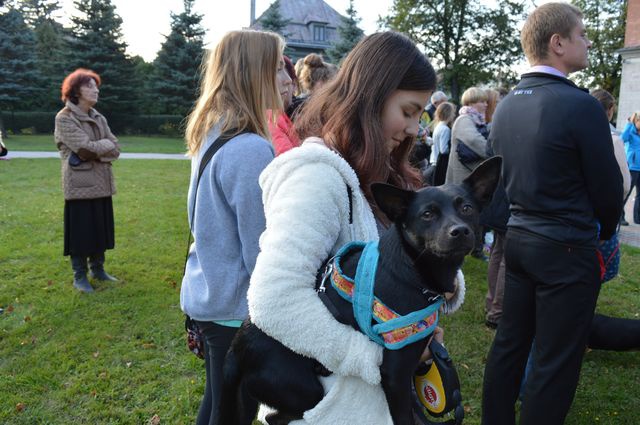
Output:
(318, 241), (444, 350)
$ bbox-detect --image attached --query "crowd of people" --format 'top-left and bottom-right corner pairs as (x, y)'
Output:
(48, 1), (640, 424)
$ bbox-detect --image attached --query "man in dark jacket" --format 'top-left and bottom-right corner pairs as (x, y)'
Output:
(481, 3), (623, 425)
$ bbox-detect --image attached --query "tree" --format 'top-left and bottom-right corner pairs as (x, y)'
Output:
(18, 0), (60, 24)
(326, 0), (364, 64)
(259, 0), (290, 36)
(0, 8), (43, 113)
(571, 0), (626, 98)
(150, 0), (205, 116)
(18, 0), (70, 111)
(67, 0), (140, 118)
(382, 0), (525, 102)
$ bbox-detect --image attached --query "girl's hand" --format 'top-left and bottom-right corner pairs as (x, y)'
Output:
(419, 326), (444, 362)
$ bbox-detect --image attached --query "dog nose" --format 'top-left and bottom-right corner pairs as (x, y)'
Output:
(449, 225), (471, 238)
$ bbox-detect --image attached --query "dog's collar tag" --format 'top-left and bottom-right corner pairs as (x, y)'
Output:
(330, 241), (444, 350)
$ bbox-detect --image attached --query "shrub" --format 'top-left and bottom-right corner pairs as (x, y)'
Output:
(0, 111), (185, 136)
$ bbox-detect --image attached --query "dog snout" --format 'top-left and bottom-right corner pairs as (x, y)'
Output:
(449, 224), (471, 238)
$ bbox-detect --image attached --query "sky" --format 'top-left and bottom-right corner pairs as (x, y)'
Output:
(57, 0), (396, 62)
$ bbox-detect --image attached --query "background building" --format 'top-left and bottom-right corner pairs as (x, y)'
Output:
(249, 0), (344, 62)
(617, 0), (640, 129)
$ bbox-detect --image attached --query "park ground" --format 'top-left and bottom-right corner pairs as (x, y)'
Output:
(1, 135), (639, 424)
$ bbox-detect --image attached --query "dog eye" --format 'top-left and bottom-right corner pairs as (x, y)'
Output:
(461, 204), (474, 214)
(422, 210), (436, 220)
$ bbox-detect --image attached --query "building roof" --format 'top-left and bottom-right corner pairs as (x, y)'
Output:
(251, 0), (345, 45)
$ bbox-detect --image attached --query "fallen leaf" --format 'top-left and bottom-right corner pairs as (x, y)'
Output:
(47, 280), (54, 286)
(464, 404), (472, 414)
(142, 343), (156, 349)
(16, 403), (25, 412)
(460, 363), (470, 370)
(126, 362), (132, 368)
(150, 414), (161, 425)
(93, 351), (100, 358)
(90, 390), (97, 398)
(7, 305), (14, 313)
(99, 372), (108, 379)
(24, 316), (31, 322)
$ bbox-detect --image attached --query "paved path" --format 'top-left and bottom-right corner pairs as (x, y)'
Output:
(3, 151), (640, 248)
(4, 151), (188, 160)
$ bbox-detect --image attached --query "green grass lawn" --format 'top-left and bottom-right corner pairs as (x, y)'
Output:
(1, 158), (639, 424)
(4, 134), (186, 154)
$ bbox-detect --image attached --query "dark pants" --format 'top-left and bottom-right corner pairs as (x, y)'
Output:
(482, 229), (600, 425)
(622, 170), (640, 224)
(194, 321), (239, 425)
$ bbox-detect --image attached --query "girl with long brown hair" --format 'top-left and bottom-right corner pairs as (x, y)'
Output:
(247, 32), (450, 423)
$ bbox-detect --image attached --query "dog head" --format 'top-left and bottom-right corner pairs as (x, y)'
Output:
(372, 157), (502, 288)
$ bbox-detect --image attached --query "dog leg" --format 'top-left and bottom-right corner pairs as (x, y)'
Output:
(381, 348), (423, 425)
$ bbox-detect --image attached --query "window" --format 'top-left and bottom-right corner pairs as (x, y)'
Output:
(313, 24), (326, 42)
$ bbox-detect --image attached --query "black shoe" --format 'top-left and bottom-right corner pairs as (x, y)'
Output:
(621, 218), (629, 226)
(89, 269), (119, 282)
(73, 275), (94, 293)
(485, 320), (498, 330)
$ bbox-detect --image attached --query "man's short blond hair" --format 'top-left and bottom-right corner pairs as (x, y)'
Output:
(521, 2), (583, 64)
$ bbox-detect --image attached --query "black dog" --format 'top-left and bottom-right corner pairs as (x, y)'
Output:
(219, 157), (502, 425)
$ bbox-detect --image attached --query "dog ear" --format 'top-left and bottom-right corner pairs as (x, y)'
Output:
(371, 182), (414, 222)
(462, 156), (502, 207)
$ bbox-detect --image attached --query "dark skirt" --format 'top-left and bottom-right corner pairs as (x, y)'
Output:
(64, 197), (115, 256)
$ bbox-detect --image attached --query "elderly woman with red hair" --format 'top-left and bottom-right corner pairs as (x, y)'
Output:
(54, 68), (120, 293)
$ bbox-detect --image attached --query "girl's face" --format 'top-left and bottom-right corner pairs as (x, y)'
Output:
(381, 89), (431, 154)
(276, 57), (293, 109)
(634, 114), (640, 131)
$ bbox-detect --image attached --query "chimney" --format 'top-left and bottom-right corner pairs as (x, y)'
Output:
(250, 0), (256, 25)
(625, 0), (640, 48)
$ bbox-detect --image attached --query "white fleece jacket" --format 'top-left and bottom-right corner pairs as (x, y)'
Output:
(249, 139), (465, 424)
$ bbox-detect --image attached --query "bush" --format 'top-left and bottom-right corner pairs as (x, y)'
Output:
(1, 111), (57, 134)
(0, 111), (185, 136)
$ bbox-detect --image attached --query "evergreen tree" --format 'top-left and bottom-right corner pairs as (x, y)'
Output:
(18, 0), (59, 24)
(259, 0), (290, 36)
(67, 0), (140, 118)
(150, 0), (205, 116)
(0, 8), (43, 113)
(382, 0), (524, 102)
(571, 0), (626, 99)
(326, 0), (364, 64)
(19, 0), (70, 111)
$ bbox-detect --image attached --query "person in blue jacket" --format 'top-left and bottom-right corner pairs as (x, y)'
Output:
(180, 30), (284, 425)
(621, 111), (640, 224)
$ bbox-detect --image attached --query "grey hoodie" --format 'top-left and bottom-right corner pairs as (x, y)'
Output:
(180, 127), (274, 322)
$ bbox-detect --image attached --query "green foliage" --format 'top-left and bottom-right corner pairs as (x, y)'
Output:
(67, 0), (140, 117)
(0, 111), (184, 136)
(259, 0), (290, 35)
(18, 0), (70, 112)
(0, 159), (639, 423)
(571, 0), (626, 98)
(0, 8), (43, 111)
(326, 0), (364, 65)
(150, 0), (205, 117)
(382, 0), (525, 101)
(4, 134), (185, 153)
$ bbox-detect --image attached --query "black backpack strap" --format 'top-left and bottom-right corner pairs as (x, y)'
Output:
(183, 130), (246, 274)
(346, 185), (353, 225)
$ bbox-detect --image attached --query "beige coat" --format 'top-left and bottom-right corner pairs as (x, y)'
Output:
(445, 114), (489, 184)
(54, 101), (120, 200)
